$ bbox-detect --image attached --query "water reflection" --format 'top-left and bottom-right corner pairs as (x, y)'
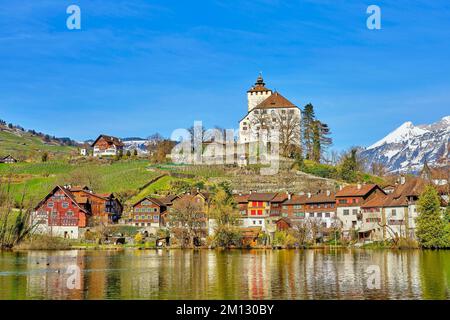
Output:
(0, 249), (449, 300)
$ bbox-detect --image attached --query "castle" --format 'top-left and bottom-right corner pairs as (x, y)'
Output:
(238, 74), (302, 151)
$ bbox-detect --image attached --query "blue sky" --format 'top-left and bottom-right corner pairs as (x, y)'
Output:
(1, 0), (450, 150)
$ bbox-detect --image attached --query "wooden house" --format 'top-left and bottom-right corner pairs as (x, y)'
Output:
(32, 186), (90, 239)
(91, 134), (124, 157)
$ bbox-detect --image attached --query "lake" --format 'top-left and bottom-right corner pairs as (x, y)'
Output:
(0, 249), (449, 300)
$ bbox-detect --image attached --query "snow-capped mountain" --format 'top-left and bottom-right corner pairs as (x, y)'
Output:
(360, 116), (450, 173)
(122, 138), (152, 154)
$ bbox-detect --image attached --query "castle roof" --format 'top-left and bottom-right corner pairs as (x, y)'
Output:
(254, 92), (297, 109)
(247, 74), (272, 93)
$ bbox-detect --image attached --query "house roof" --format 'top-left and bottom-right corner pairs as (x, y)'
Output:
(91, 134), (124, 148)
(391, 178), (426, 198)
(240, 227), (262, 238)
(304, 192), (336, 204)
(133, 197), (166, 208)
(361, 194), (389, 208)
(283, 195), (308, 205)
(276, 217), (292, 226)
(271, 193), (289, 203)
(429, 167), (450, 180)
(233, 194), (250, 203)
(254, 92), (297, 110)
(248, 192), (277, 202)
(336, 184), (383, 197)
(159, 194), (179, 205)
(34, 185), (89, 215)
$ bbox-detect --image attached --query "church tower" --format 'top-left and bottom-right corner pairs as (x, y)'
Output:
(247, 73), (272, 112)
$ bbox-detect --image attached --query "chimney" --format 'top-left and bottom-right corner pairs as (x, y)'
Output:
(357, 183), (362, 190)
(307, 192), (311, 198)
(400, 175), (406, 185)
(287, 192), (291, 200)
(249, 190), (253, 194)
(339, 185), (343, 191)
(326, 190), (331, 196)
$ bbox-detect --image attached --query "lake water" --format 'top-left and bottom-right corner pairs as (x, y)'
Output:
(0, 249), (449, 300)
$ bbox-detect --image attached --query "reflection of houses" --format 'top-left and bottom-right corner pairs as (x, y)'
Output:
(0, 155), (17, 163)
(32, 185), (123, 239)
(91, 134), (124, 157)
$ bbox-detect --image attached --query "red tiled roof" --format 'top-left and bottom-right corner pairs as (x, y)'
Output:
(233, 194), (250, 203)
(248, 192), (277, 202)
(283, 195), (308, 205)
(361, 194), (388, 208)
(304, 192), (336, 204)
(271, 193), (289, 203)
(254, 92), (297, 109)
(336, 184), (382, 197)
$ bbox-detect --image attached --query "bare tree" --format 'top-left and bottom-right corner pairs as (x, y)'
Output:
(167, 197), (206, 248)
(273, 109), (301, 158)
(0, 175), (35, 248)
(291, 220), (308, 247)
(249, 109), (272, 143)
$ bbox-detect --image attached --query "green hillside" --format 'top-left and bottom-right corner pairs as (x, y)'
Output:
(0, 160), (162, 205)
(0, 126), (76, 160)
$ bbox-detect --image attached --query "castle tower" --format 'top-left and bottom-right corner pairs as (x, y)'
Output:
(247, 73), (272, 112)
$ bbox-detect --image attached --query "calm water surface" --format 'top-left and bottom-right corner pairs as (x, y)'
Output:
(0, 249), (449, 300)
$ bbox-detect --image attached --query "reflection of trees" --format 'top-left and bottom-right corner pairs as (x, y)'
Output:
(419, 251), (448, 299)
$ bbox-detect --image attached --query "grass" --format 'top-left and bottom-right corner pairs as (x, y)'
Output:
(1, 160), (162, 204)
(0, 128), (75, 160)
(128, 175), (197, 204)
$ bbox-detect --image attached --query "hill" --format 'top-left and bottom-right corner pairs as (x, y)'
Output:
(0, 123), (77, 161)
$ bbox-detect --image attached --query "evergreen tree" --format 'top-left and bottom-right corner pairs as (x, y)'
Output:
(126, 150), (131, 157)
(444, 205), (450, 223)
(301, 103), (315, 159)
(312, 120), (321, 162)
(133, 149), (138, 157)
(416, 186), (447, 248)
(339, 148), (358, 182)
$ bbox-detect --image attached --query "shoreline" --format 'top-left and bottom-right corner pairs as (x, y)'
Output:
(4, 244), (426, 252)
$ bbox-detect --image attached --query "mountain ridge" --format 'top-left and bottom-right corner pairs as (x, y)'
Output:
(360, 116), (450, 173)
